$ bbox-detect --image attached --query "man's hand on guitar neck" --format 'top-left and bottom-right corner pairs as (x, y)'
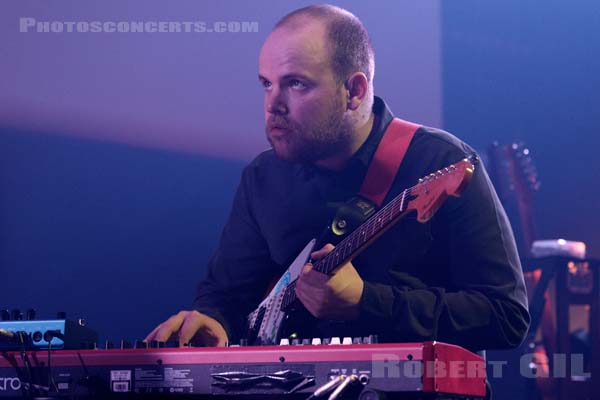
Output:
(295, 243), (365, 320)
(144, 310), (228, 347)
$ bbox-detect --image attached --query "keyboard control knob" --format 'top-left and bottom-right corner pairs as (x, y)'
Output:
(26, 308), (36, 320)
(11, 309), (22, 321)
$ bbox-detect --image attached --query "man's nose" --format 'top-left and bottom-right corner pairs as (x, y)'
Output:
(266, 91), (288, 115)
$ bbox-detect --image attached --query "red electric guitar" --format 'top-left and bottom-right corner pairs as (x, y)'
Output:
(245, 158), (476, 345)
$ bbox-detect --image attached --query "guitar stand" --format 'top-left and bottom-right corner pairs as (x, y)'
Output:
(522, 255), (600, 400)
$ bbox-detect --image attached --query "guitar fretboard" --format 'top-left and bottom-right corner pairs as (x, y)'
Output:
(279, 160), (469, 312)
(314, 188), (412, 274)
(281, 187), (413, 311)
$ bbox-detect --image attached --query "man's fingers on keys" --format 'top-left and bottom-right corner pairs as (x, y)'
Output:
(148, 311), (187, 343)
(215, 334), (228, 347)
(178, 310), (206, 346)
(143, 325), (160, 343)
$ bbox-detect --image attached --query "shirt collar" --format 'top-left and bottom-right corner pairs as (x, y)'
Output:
(351, 96), (395, 168)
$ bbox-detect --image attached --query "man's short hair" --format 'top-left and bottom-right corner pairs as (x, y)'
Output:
(275, 4), (375, 85)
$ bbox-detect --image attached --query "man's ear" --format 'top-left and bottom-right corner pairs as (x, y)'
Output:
(344, 72), (369, 111)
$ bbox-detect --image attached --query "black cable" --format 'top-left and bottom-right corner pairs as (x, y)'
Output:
(47, 340), (59, 394)
(76, 351), (96, 398)
(18, 332), (35, 399)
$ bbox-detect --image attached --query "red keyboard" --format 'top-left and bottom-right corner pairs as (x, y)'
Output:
(0, 341), (486, 398)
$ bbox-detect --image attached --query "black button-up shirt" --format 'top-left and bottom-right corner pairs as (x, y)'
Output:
(194, 97), (530, 351)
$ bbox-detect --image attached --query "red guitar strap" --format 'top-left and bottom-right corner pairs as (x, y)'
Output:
(358, 117), (421, 207)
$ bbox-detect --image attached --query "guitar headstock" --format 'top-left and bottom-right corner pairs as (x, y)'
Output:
(488, 142), (540, 203)
(510, 142), (540, 193)
(487, 142), (540, 255)
(407, 158), (475, 222)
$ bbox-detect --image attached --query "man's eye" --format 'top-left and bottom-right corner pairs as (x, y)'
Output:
(261, 80), (272, 89)
(290, 80), (306, 89)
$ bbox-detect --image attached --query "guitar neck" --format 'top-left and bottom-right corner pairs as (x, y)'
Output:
(279, 158), (474, 311)
(280, 187), (413, 312)
(313, 188), (412, 275)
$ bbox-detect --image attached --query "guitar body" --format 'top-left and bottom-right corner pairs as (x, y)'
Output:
(246, 239), (316, 345)
(246, 197), (377, 345)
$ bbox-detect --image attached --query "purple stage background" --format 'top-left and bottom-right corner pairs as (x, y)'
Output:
(0, 0), (441, 159)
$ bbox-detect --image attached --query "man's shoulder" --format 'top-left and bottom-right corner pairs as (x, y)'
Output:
(411, 125), (476, 158)
(395, 124), (478, 181)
